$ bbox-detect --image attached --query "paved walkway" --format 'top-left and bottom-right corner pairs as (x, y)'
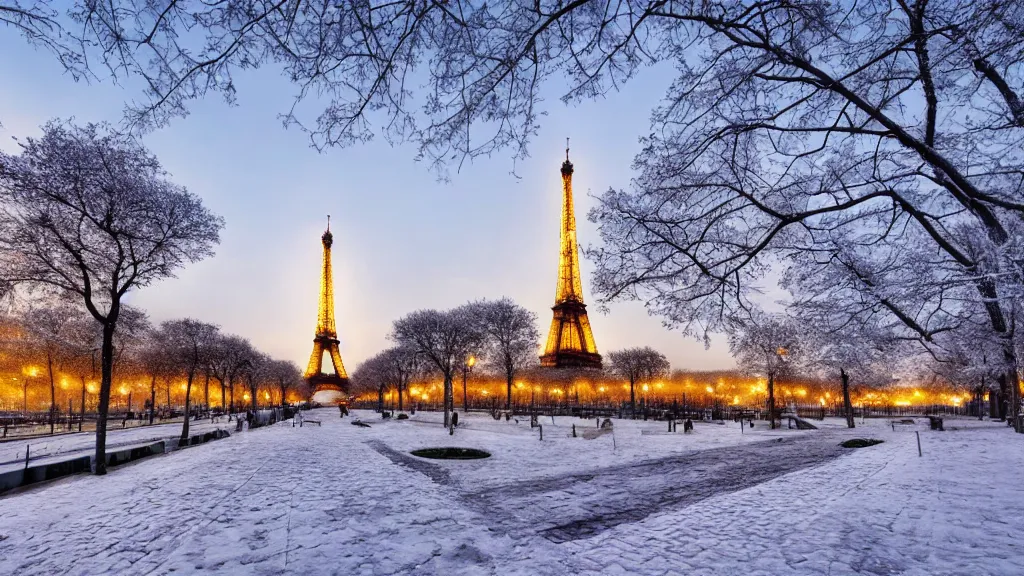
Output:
(0, 418), (231, 474)
(4, 411), (1018, 575)
(372, 433), (846, 543)
(0, 415), (525, 575)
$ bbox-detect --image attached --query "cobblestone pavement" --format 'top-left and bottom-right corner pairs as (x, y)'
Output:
(373, 433), (847, 544)
(0, 417), (531, 576)
(0, 418), (233, 473)
(5, 412), (1017, 575)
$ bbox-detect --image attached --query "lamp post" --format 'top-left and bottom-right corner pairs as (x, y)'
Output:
(462, 355), (476, 413)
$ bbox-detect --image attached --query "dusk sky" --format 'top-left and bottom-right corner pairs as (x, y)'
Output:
(0, 32), (736, 372)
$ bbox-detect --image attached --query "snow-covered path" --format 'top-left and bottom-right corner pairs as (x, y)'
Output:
(458, 433), (846, 543)
(563, 423), (1024, 575)
(0, 418), (233, 474)
(0, 410), (1021, 575)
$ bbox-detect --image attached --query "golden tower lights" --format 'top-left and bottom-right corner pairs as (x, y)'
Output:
(304, 216), (350, 393)
(540, 140), (602, 369)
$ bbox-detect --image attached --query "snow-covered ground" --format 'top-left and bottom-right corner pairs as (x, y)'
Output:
(0, 417), (233, 474)
(0, 409), (1020, 575)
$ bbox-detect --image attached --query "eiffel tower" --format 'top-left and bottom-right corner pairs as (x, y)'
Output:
(304, 216), (350, 393)
(540, 140), (602, 369)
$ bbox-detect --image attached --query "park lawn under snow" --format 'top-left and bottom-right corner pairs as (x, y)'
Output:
(0, 417), (232, 474)
(370, 408), (806, 488)
(0, 408), (1020, 575)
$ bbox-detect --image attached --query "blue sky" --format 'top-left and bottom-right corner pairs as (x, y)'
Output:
(0, 32), (735, 372)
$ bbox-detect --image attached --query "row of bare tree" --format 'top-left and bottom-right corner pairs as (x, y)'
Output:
(0, 122), (224, 473)
(354, 297), (980, 431)
(0, 300), (304, 440)
(6, 0), (1023, 464)
(351, 297), (679, 424)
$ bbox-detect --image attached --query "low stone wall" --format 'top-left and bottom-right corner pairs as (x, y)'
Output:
(164, 428), (231, 451)
(0, 428), (230, 495)
(0, 455), (93, 493)
(103, 441), (166, 468)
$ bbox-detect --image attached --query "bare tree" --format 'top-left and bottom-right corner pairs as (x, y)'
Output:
(208, 335), (253, 412)
(469, 298), (540, 412)
(378, 346), (421, 413)
(12, 2), (1024, 425)
(269, 359), (302, 407)
(576, 3), (1024, 430)
(350, 353), (388, 413)
(138, 330), (175, 425)
(607, 347), (670, 415)
(728, 314), (800, 429)
(0, 121), (222, 473)
(797, 320), (901, 428)
(240, 349), (271, 411)
(392, 306), (482, 427)
(160, 319), (219, 442)
(0, 0), (88, 92)
(23, 300), (84, 432)
(50, 307), (104, 430)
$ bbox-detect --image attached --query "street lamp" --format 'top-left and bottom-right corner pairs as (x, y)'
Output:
(462, 355), (476, 413)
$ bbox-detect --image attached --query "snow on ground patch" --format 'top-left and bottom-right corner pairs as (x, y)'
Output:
(563, 420), (1024, 575)
(0, 418), (233, 474)
(368, 409), (806, 489)
(0, 409), (1020, 575)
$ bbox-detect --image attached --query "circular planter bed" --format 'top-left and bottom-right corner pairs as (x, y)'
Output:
(841, 438), (884, 448)
(410, 447), (491, 460)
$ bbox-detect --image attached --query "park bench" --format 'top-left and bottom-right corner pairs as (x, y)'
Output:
(301, 419), (321, 427)
(890, 418), (917, 431)
(781, 414), (818, 430)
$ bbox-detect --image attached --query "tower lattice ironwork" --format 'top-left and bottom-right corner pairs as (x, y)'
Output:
(304, 216), (350, 393)
(540, 140), (602, 369)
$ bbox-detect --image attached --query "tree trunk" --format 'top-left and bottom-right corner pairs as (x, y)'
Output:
(149, 376), (156, 425)
(220, 379), (226, 410)
(998, 373), (1008, 420)
(976, 385), (984, 421)
(462, 367), (469, 413)
(398, 380), (404, 412)
(94, 321), (116, 475)
(506, 373), (513, 412)
(767, 373), (776, 430)
(203, 372), (210, 411)
(630, 378), (636, 415)
(1008, 366), (1022, 433)
(181, 371), (194, 443)
(47, 349), (55, 434)
(443, 373), (453, 427)
(229, 377), (235, 412)
(840, 368), (855, 429)
(377, 386), (384, 413)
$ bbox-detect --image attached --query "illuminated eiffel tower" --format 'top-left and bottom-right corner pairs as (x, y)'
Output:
(540, 140), (602, 369)
(304, 216), (350, 393)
